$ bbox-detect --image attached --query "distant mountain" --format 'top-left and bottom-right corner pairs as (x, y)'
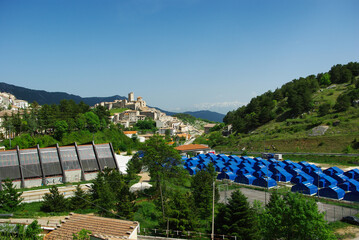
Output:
(183, 110), (224, 122)
(0, 82), (125, 106)
(0, 82), (225, 122)
(157, 108), (224, 122)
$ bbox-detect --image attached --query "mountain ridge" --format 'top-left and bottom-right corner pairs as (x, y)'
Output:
(0, 82), (224, 122)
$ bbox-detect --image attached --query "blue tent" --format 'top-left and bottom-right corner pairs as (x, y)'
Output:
(344, 191), (359, 202)
(331, 173), (349, 184)
(253, 177), (277, 188)
(226, 165), (239, 173)
(344, 169), (359, 180)
(237, 166), (255, 175)
(338, 179), (359, 192)
(201, 159), (211, 166)
(272, 167), (292, 182)
(229, 155), (242, 163)
(243, 157), (256, 167)
(235, 173), (257, 185)
(196, 163), (207, 170)
(186, 166), (197, 175)
(187, 160), (199, 167)
(268, 158), (279, 164)
(253, 169), (273, 179)
(276, 161), (287, 168)
(323, 166), (344, 176)
(196, 154), (207, 160)
(291, 170), (314, 184)
(217, 171), (237, 180)
(214, 163), (226, 172)
(269, 162), (286, 171)
(319, 185), (345, 200)
(303, 164), (320, 174)
(283, 160), (302, 169)
(253, 163), (267, 171)
(255, 158), (269, 166)
(217, 154), (230, 162)
(206, 153), (218, 161)
(310, 171), (338, 187)
(291, 181), (318, 195)
(298, 161), (310, 167)
(238, 162), (254, 169)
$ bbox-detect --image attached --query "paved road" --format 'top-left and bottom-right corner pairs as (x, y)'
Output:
(219, 187), (359, 222)
(21, 184), (91, 203)
(220, 151), (359, 157)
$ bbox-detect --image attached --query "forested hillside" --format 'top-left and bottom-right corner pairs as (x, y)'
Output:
(194, 62), (359, 153)
(0, 82), (125, 106)
(224, 62), (359, 134)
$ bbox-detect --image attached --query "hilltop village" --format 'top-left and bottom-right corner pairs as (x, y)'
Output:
(96, 92), (202, 140)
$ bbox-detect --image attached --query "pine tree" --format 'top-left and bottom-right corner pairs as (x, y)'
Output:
(215, 190), (259, 240)
(262, 190), (287, 240)
(70, 185), (90, 210)
(115, 185), (135, 220)
(0, 178), (23, 213)
(41, 185), (68, 212)
(191, 165), (217, 219)
(91, 171), (115, 217)
(162, 190), (197, 231)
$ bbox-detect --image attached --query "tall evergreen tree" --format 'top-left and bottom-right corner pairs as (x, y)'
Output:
(90, 171), (116, 217)
(41, 185), (68, 212)
(191, 165), (217, 219)
(70, 185), (90, 210)
(0, 178), (23, 213)
(162, 190), (196, 231)
(215, 190), (259, 240)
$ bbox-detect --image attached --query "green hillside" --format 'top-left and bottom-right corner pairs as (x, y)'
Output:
(195, 62), (359, 154)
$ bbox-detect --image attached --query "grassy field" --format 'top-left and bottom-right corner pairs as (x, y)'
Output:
(207, 83), (359, 154)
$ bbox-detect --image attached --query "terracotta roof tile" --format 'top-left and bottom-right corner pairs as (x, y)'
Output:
(123, 131), (138, 135)
(44, 214), (138, 240)
(175, 144), (209, 151)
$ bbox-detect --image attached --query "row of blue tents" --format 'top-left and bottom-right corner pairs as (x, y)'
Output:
(182, 153), (359, 201)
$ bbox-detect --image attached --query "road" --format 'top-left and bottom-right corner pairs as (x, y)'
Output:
(21, 184), (91, 203)
(219, 187), (359, 222)
(220, 151), (359, 157)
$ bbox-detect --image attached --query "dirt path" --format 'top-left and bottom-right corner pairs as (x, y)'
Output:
(138, 172), (150, 182)
(336, 226), (359, 240)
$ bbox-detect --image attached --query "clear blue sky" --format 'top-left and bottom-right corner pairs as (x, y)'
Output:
(1, 0), (358, 114)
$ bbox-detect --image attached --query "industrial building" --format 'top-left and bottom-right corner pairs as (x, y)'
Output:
(0, 142), (118, 189)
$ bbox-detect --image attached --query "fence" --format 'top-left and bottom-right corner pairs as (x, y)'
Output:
(139, 228), (240, 240)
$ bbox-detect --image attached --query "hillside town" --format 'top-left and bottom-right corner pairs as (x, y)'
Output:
(96, 92), (202, 141)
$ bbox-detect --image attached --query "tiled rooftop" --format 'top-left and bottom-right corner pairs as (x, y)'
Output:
(44, 213), (138, 240)
(175, 144), (209, 151)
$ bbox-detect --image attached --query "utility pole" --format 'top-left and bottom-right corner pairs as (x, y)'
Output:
(212, 181), (215, 240)
(9, 125), (12, 149)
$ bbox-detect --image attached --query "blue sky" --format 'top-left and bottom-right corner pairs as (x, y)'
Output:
(1, 0), (358, 114)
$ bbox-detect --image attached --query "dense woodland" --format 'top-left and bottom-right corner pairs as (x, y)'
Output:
(224, 62), (359, 134)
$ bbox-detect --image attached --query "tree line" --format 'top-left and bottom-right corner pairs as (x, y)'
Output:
(0, 100), (140, 152)
(224, 62), (359, 133)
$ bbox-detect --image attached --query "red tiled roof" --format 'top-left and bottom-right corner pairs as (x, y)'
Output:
(44, 213), (138, 240)
(175, 144), (209, 151)
(123, 131), (138, 134)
